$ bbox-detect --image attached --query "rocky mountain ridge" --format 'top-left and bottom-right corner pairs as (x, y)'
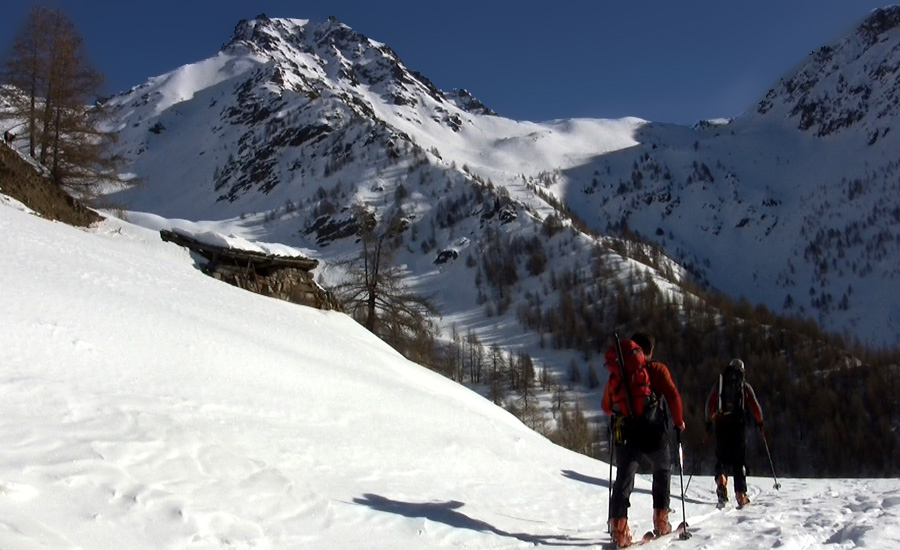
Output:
(559, 5), (900, 346)
(101, 8), (900, 348)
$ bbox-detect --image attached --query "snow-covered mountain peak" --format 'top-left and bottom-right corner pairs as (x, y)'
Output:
(103, 9), (900, 351)
(753, 5), (900, 142)
(223, 14), (312, 59)
(856, 5), (900, 45)
(217, 14), (470, 117)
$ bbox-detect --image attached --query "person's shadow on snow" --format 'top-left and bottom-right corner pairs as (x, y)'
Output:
(562, 469), (653, 497)
(352, 493), (599, 546)
(561, 469), (612, 488)
(561, 469), (706, 505)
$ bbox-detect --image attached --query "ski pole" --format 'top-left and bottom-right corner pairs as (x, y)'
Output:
(676, 430), (692, 540)
(607, 419), (614, 534)
(612, 333), (633, 416)
(609, 331), (628, 535)
(683, 450), (698, 494)
(760, 428), (782, 490)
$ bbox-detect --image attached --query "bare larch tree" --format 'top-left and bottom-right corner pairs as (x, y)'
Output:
(335, 204), (440, 364)
(2, 6), (118, 191)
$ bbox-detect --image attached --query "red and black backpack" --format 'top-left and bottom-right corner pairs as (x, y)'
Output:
(605, 338), (653, 417)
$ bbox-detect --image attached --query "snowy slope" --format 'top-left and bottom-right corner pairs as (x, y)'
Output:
(3, 194), (900, 549)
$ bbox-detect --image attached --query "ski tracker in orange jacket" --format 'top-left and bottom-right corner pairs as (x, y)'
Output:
(602, 360), (684, 428)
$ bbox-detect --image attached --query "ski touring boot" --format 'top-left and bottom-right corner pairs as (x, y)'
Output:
(652, 508), (672, 537)
(640, 509), (682, 544)
(715, 474), (728, 509)
(610, 517), (632, 548)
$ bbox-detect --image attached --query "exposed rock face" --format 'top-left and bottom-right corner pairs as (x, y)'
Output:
(207, 262), (342, 311)
(160, 229), (341, 311)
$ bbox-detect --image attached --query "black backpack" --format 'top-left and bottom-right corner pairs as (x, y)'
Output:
(717, 364), (745, 417)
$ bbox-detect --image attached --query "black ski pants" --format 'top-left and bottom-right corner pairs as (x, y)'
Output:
(609, 432), (671, 518)
(714, 419), (748, 493)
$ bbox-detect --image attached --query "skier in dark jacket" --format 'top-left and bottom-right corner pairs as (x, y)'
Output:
(705, 358), (764, 507)
(602, 332), (685, 548)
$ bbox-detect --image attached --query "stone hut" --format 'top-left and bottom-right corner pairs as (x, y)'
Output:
(160, 229), (341, 311)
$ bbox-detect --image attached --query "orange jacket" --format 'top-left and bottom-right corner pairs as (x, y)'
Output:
(602, 359), (684, 427)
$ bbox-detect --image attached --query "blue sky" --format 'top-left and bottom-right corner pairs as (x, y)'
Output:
(1, 1), (893, 124)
